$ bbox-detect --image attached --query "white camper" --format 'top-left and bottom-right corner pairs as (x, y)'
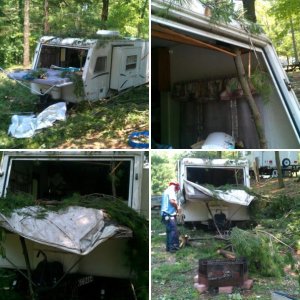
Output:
(178, 158), (253, 227)
(8, 34), (149, 102)
(0, 151), (148, 297)
(151, 0), (300, 149)
(245, 151), (300, 177)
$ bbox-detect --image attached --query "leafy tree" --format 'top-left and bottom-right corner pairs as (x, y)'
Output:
(151, 153), (176, 195)
(266, 0), (300, 63)
(0, 0), (149, 67)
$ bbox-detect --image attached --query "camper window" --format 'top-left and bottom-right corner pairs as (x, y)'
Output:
(126, 55), (137, 70)
(94, 56), (107, 73)
(186, 167), (244, 187)
(7, 160), (131, 201)
(38, 46), (88, 69)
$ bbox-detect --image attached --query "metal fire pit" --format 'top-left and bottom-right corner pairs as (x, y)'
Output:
(198, 258), (248, 288)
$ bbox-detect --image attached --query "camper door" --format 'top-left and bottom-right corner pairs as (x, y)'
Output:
(0, 152), (144, 213)
(110, 47), (141, 91)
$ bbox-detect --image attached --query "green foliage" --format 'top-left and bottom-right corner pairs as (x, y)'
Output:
(61, 71), (84, 97)
(151, 152), (176, 195)
(202, 0), (243, 24)
(0, 80), (148, 148)
(0, 192), (149, 299)
(231, 227), (285, 278)
(27, 68), (47, 79)
(250, 68), (272, 102)
(0, 0), (148, 68)
(0, 192), (35, 216)
(256, 0), (300, 60)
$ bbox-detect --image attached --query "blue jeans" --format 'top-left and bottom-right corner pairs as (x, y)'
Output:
(164, 216), (179, 251)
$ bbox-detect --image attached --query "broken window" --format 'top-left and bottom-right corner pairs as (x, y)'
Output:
(38, 46), (88, 69)
(94, 56), (107, 73)
(7, 160), (131, 201)
(186, 167), (244, 187)
(125, 55), (137, 70)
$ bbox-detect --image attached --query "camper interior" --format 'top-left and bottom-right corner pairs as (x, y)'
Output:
(186, 166), (245, 187)
(37, 45), (88, 69)
(151, 20), (300, 149)
(5, 160), (130, 202)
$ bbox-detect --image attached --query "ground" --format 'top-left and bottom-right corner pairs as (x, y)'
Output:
(0, 73), (149, 149)
(151, 177), (300, 300)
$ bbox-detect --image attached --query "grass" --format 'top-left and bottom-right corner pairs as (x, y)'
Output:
(0, 72), (149, 149)
(151, 178), (300, 299)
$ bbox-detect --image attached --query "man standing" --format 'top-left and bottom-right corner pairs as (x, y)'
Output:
(161, 182), (180, 253)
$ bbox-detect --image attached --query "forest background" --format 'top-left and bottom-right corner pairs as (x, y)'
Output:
(0, 0), (149, 69)
(0, 0), (299, 73)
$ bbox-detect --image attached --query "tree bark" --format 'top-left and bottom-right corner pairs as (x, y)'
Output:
(101, 0), (109, 22)
(137, 0), (148, 37)
(275, 151), (284, 188)
(242, 0), (256, 23)
(23, 0), (30, 68)
(18, 0), (24, 27)
(234, 48), (267, 148)
(44, 0), (50, 34)
(20, 236), (36, 300)
(290, 17), (299, 64)
(110, 161), (117, 198)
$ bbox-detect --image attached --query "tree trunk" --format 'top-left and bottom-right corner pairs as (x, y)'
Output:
(110, 161), (117, 198)
(234, 48), (267, 148)
(20, 237), (36, 300)
(290, 17), (299, 64)
(44, 0), (50, 34)
(23, 0), (30, 68)
(18, 0), (24, 27)
(242, 0), (256, 23)
(137, 0), (148, 37)
(101, 0), (109, 22)
(275, 151), (284, 188)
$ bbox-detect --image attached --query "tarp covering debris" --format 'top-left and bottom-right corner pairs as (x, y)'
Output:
(183, 179), (254, 206)
(0, 206), (132, 255)
(8, 102), (67, 138)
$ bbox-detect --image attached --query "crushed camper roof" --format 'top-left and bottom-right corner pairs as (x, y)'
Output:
(152, 0), (271, 47)
(40, 35), (144, 47)
(40, 36), (99, 47)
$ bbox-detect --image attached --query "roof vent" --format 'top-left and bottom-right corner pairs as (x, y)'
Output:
(96, 30), (120, 37)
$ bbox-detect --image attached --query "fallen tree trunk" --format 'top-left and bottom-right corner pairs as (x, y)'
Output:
(234, 48), (267, 148)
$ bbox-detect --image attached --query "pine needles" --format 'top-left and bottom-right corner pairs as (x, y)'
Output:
(231, 227), (286, 278)
(0, 192), (149, 300)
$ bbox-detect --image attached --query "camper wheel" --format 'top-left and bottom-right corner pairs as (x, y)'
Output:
(282, 158), (291, 167)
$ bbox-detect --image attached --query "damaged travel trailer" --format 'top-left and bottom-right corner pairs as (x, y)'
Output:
(178, 158), (254, 227)
(0, 151), (148, 298)
(8, 33), (149, 103)
(151, 0), (300, 149)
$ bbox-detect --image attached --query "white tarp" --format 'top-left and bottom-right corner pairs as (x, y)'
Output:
(8, 102), (67, 138)
(183, 179), (254, 206)
(0, 206), (132, 255)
